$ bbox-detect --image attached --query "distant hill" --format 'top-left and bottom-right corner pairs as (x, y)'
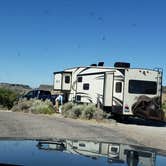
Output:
(0, 83), (32, 94)
(38, 84), (53, 91)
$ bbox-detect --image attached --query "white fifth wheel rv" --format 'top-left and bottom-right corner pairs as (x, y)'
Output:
(53, 62), (163, 120)
(53, 67), (86, 102)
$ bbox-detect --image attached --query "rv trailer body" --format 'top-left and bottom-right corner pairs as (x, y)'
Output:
(54, 67), (86, 102)
(53, 63), (163, 118)
(123, 68), (162, 115)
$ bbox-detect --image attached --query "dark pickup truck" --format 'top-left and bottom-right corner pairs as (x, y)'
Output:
(23, 90), (55, 104)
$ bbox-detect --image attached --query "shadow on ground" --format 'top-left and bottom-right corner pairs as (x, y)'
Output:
(112, 116), (166, 127)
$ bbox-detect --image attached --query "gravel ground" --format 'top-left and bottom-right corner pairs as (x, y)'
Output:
(0, 111), (165, 151)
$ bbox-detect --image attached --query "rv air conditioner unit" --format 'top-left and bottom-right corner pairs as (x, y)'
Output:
(114, 62), (130, 68)
(98, 62), (104, 66)
(90, 64), (97, 66)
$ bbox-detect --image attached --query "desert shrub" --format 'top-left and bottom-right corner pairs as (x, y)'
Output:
(12, 99), (32, 112)
(0, 88), (19, 109)
(93, 109), (106, 121)
(61, 102), (110, 121)
(68, 105), (84, 118)
(12, 99), (55, 114)
(67, 109), (77, 119)
(81, 104), (96, 119)
(30, 99), (54, 114)
(61, 102), (74, 117)
(62, 103), (84, 118)
(61, 102), (73, 112)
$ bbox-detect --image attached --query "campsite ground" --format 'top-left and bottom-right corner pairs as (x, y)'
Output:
(0, 111), (165, 151)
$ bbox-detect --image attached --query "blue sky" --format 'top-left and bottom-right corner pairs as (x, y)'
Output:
(0, 0), (166, 87)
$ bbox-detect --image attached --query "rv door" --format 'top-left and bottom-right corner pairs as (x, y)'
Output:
(54, 73), (62, 90)
(62, 73), (71, 91)
(113, 80), (123, 106)
(104, 72), (114, 107)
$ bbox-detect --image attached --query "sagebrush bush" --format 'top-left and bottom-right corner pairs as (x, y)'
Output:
(61, 102), (74, 117)
(68, 105), (84, 118)
(93, 109), (106, 121)
(61, 102), (73, 112)
(12, 99), (55, 114)
(80, 104), (96, 119)
(12, 100), (31, 112)
(62, 103), (83, 118)
(0, 88), (19, 109)
(61, 102), (108, 120)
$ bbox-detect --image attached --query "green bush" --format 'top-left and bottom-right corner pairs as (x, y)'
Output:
(0, 88), (19, 109)
(12, 99), (55, 114)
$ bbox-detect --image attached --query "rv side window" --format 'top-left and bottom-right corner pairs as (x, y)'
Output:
(65, 76), (70, 84)
(83, 83), (89, 90)
(76, 95), (81, 101)
(116, 82), (122, 93)
(78, 77), (82, 82)
(129, 80), (157, 94)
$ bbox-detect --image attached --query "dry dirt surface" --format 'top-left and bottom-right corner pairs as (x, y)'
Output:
(0, 111), (165, 151)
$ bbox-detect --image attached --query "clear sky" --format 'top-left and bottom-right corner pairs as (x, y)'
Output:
(0, 0), (166, 87)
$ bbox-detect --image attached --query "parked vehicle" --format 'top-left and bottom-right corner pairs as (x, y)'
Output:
(22, 90), (66, 105)
(53, 62), (164, 121)
(23, 89), (52, 101)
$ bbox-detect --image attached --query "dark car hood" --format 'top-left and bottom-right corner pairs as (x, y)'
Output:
(0, 138), (165, 166)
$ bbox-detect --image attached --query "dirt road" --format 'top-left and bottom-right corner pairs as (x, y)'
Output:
(0, 111), (165, 150)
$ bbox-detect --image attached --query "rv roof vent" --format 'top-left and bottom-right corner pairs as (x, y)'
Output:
(98, 62), (104, 66)
(114, 62), (130, 68)
(90, 64), (97, 66)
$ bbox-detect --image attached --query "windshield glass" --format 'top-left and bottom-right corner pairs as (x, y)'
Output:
(0, 0), (165, 165)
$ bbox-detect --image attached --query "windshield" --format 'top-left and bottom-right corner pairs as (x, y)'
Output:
(0, 0), (165, 165)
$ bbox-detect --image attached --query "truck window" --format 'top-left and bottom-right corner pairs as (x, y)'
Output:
(26, 91), (34, 97)
(116, 82), (122, 93)
(39, 91), (50, 96)
(129, 80), (157, 94)
(65, 76), (70, 84)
